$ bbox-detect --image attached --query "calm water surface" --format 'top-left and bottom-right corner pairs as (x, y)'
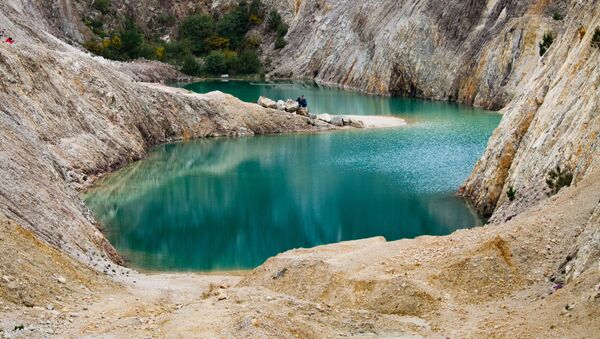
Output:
(84, 81), (501, 271)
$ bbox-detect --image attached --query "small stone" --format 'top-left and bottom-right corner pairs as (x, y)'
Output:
(251, 318), (259, 327)
(56, 276), (67, 284)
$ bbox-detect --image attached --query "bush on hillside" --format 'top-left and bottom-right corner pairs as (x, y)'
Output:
(83, 17), (105, 36)
(182, 55), (202, 75)
(93, 0), (111, 14)
(591, 27), (600, 49)
(204, 51), (229, 74)
(506, 186), (517, 201)
(275, 36), (287, 49)
(235, 49), (261, 74)
(546, 166), (573, 195)
(267, 10), (283, 32)
(539, 31), (554, 56)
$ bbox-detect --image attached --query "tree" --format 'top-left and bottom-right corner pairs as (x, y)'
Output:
(119, 18), (143, 59)
(182, 55), (202, 75)
(217, 3), (252, 50)
(234, 49), (261, 74)
(179, 14), (216, 55)
(204, 51), (228, 74)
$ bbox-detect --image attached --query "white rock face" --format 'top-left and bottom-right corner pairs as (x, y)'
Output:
(276, 100), (286, 110)
(269, 0), (551, 110)
(460, 0), (600, 220)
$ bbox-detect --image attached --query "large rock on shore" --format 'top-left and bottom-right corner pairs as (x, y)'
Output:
(284, 99), (299, 113)
(258, 96), (278, 109)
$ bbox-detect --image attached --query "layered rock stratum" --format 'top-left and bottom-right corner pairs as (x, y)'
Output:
(0, 0), (599, 337)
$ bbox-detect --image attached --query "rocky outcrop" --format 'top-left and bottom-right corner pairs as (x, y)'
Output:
(460, 1), (600, 220)
(258, 96), (302, 113)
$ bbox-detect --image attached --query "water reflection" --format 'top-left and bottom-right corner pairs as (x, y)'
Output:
(84, 81), (501, 271)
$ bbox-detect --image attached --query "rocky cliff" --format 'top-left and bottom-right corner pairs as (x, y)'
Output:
(461, 0), (600, 220)
(271, 0), (561, 108)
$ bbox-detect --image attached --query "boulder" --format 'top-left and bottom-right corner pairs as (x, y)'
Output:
(276, 100), (286, 111)
(285, 99), (299, 113)
(350, 119), (365, 128)
(258, 96), (277, 109)
(317, 113), (332, 123)
(330, 115), (345, 126)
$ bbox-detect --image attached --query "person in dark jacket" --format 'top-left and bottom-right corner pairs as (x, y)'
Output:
(296, 95), (308, 108)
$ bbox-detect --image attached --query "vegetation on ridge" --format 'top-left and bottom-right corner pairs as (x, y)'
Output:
(591, 27), (600, 49)
(83, 0), (288, 76)
(546, 166), (573, 195)
(539, 31), (554, 56)
(506, 186), (517, 201)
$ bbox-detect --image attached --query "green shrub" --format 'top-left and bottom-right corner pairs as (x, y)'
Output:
(275, 36), (287, 49)
(83, 39), (102, 54)
(591, 27), (600, 49)
(552, 12), (563, 21)
(119, 18), (144, 59)
(155, 13), (177, 27)
(267, 10), (283, 32)
(164, 40), (193, 63)
(249, 0), (264, 22)
(83, 17), (105, 36)
(217, 10), (250, 50)
(539, 31), (554, 56)
(181, 55), (202, 75)
(506, 186), (517, 201)
(276, 23), (288, 37)
(93, 0), (111, 14)
(234, 49), (261, 74)
(546, 166), (573, 195)
(204, 51), (229, 74)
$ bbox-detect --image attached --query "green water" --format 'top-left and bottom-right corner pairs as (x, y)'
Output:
(84, 81), (501, 271)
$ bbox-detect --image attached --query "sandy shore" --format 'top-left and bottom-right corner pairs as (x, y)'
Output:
(316, 113), (407, 128)
(346, 115), (407, 128)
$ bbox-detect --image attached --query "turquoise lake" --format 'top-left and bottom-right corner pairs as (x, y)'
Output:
(84, 81), (501, 271)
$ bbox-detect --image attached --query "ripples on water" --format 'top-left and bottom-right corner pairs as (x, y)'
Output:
(84, 81), (501, 271)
